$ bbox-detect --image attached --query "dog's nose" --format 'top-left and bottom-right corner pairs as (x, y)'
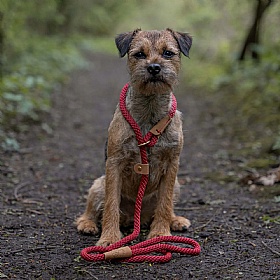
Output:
(147, 64), (161, 76)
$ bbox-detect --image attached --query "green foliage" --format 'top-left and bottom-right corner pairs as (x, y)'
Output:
(77, 0), (136, 36)
(215, 47), (280, 110)
(79, 37), (117, 55)
(262, 215), (280, 225)
(1, 137), (20, 152)
(0, 0), (91, 147)
(212, 45), (280, 151)
(273, 134), (280, 151)
(0, 37), (86, 130)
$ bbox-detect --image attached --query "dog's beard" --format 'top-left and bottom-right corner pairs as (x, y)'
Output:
(130, 69), (178, 95)
(146, 76), (165, 83)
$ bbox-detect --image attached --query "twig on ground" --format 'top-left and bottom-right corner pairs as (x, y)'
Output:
(14, 181), (41, 204)
(261, 241), (280, 257)
(26, 209), (43, 215)
(215, 257), (256, 271)
(79, 269), (98, 279)
(14, 182), (30, 200)
(177, 171), (190, 177)
(194, 210), (219, 231)
(174, 207), (202, 211)
(268, 208), (280, 214)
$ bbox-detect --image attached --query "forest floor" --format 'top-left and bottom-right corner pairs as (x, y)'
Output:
(0, 52), (279, 280)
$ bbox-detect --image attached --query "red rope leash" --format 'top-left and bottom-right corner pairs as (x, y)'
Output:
(80, 83), (201, 263)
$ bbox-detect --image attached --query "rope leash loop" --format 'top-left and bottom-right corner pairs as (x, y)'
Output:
(80, 83), (201, 263)
(81, 236), (200, 263)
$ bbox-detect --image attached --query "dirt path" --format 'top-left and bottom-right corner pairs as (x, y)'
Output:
(1, 53), (279, 280)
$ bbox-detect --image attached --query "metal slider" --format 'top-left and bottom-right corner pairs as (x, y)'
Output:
(138, 140), (151, 147)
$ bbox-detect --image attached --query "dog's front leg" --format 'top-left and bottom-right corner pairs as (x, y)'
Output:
(147, 161), (179, 239)
(96, 160), (122, 247)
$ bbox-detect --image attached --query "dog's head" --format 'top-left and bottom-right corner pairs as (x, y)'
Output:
(115, 28), (192, 95)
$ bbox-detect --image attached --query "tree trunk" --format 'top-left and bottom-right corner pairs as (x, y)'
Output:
(238, 0), (272, 61)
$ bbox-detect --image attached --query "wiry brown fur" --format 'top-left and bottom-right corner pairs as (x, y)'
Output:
(76, 29), (192, 246)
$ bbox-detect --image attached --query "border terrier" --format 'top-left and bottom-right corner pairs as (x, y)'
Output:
(76, 28), (192, 247)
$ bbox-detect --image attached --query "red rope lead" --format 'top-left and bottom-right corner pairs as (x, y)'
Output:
(80, 83), (201, 263)
(81, 235), (200, 263)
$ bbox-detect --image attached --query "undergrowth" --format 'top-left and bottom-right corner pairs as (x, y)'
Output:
(0, 36), (88, 151)
(183, 44), (280, 163)
(214, 46), (280, 154)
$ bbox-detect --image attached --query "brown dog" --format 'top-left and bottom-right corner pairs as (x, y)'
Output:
(76, 28), (192, 247)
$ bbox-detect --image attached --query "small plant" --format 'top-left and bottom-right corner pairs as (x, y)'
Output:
(261, 215), (280, 225)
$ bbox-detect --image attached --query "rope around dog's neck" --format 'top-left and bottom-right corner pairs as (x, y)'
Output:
(80, 83), (201, 263)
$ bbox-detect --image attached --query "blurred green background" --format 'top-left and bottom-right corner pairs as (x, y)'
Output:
(0, 0), (279, 162)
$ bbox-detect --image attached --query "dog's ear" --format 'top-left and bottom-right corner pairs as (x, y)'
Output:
(167, 28), (192, 58)
(115, 29), (141, 57)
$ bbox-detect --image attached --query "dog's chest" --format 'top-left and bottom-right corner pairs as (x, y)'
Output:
(119, 125), (181, 195)
(122, 124), (180, 161)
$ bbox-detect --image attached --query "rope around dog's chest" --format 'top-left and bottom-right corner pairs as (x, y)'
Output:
(80, 83), (201, 263)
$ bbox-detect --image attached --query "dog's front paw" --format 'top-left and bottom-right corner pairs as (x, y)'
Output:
(96, 231), (122, 247)
(147, 226), (171, 240)
(171, 215), (191, 231)
(76, 215), (99, 235)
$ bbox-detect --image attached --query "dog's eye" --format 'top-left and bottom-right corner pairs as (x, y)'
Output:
(134, 52), (146, 59)
(163, 50), (175, 58)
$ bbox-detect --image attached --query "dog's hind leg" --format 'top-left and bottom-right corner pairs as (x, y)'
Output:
(170, 177), (191, 231)
(75, 175), (105, 234)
